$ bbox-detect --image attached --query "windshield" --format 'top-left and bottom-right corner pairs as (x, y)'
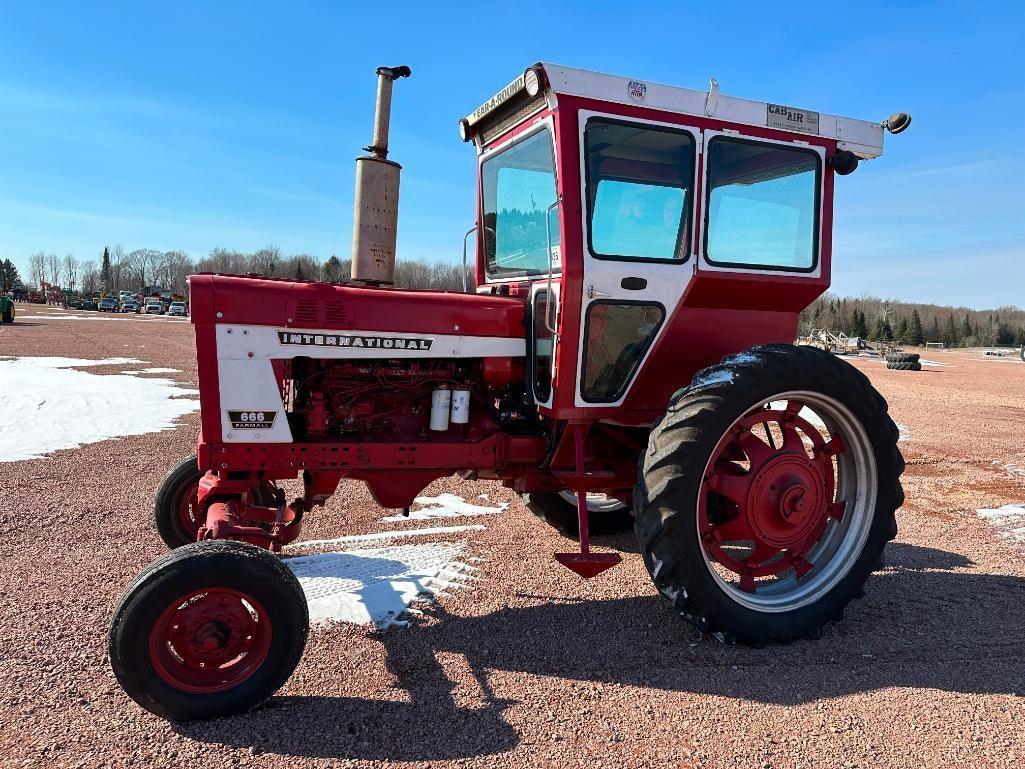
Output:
(480, 127), (559, 278)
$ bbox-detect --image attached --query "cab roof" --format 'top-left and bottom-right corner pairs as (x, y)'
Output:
(467, 63), (888, 159)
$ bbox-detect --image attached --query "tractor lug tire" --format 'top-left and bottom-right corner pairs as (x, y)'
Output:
(109, 540), (308, 720)
(884, 352), (919, 363)
(635, 344), (904, 646)
(886, 361), (922, 371)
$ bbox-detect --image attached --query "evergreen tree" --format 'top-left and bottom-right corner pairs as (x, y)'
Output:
(0, 258), (20, 291)
(100, 247), (112, 292)
(909, 309), (925, 345)
(962, 313), (973, 340)
(897, 317), (909, 340)
(322, 255), (344, 283)
(853, 309), (869, 339)
(930, 316), (941, 343)
(943, 314), (959, 347)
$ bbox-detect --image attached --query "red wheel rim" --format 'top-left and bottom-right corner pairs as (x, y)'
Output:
(700, 398), (846, 594)
(148, 588), (272, 693)
(177, 481), (201, 538)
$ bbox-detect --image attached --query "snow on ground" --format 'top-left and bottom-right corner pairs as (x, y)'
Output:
(287, 542), (478, 627)
(285, 499), (507, 627)
(380, 493), (508, 522)
(0, 356), (199, 462)
(122, 367), (182, 374)
(977, 504), (1025, 543)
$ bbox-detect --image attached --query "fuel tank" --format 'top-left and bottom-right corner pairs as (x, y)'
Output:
(189, 273), (526, 339)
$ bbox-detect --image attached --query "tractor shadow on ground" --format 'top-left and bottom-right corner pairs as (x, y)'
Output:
(178, 541), (1025, 761)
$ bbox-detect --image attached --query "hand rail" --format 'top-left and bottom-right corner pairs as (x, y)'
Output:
(461, 226), (477, 293)
(461, 225), (496, 293)
(544, 198), (561, 337)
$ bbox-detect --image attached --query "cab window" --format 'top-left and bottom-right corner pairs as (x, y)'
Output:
(585, 118), (695, 262)
(704, 137), (821, 271)
(481, 128), (559, 279)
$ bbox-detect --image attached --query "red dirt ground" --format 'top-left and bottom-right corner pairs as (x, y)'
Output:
(1, 308), (1023, 768)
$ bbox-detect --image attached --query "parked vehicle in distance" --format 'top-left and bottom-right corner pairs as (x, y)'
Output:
(167, 301), (187, 317)
(144, 301), (163, 315)
(1, 294), (15, 323)
(97, 297), (119, 312)
(80, 300), (98, 311)
(121, 300), (141, 313)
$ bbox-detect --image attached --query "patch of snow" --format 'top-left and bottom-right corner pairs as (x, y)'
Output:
(919, 359), (954, 367)
(122, 367), (182, 375)
(977, 505), (1025, 543)
(0, 356), (199, 462)
(287, 542), (477, 627)
(380, 493), (507, 522)
(993, 461), (1025, 478)
(688, 368), (734, 389)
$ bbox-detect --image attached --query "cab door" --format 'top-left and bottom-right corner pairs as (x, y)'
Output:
(574, 112), (701, 407)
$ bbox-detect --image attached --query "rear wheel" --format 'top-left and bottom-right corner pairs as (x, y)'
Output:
(154, 455), (279, 549)
(522, 490), (633, 536)
(109, 540), (308, 720)
(635, 344), (903, 645)
(886, 361), (922, 371)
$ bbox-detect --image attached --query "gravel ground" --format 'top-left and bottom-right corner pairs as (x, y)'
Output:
(1, 310), (1023, 768)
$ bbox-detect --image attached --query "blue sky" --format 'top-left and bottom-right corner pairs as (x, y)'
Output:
(1, 1), (1022, 308)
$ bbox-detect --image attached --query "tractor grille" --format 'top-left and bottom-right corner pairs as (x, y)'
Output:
(324, 300), (348, 325)
(293, 299), (318, 326)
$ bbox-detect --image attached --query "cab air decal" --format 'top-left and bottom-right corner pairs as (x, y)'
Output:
(276, 331), (433, 350)
(228, 410), (277, 429)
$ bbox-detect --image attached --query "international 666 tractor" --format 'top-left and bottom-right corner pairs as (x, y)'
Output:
(109, 64), (910, 719)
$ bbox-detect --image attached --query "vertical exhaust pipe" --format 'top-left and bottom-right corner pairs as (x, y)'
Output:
(350, 65), (411, 284)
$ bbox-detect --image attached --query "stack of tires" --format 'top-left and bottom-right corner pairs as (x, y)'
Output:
(885, 351), (920, 371)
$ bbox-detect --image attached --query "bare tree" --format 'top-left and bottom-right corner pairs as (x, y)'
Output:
(63, 254), (79, 291)
(161, 250), (194, 294)
(251, 246), (282, 276)
(110, 244), (127, 291)
(46, 253), (62, 287)
(128, 248), (163, 289)
(29, 252), (46, 289)
(80, 259), (98, 293)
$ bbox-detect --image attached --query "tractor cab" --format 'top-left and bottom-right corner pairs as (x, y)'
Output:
(460, 64), (907, 426)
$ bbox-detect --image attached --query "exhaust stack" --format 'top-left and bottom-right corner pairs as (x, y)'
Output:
(350, 65), (411, 284)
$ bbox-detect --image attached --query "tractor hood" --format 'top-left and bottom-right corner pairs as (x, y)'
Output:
(188, 273), (526, 340)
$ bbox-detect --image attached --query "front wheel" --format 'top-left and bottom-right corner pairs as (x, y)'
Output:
(635, 344), (903, 645)
(109, 540), (309, 720)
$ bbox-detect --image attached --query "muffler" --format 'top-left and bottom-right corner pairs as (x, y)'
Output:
(350, 65), (411, 284)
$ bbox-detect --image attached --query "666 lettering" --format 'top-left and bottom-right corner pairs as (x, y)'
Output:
(228, 410), (276, 429)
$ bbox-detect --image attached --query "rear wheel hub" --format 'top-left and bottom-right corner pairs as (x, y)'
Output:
(701, 398), (846, 590)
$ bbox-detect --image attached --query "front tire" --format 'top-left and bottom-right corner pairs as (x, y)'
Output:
(109, 540), (309, 720)
(635, 344), (903, 645)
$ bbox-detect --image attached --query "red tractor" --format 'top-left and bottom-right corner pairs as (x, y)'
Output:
(109, 64), (910, 720)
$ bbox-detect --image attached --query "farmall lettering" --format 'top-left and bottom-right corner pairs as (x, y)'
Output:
(276, 331), (433, 350)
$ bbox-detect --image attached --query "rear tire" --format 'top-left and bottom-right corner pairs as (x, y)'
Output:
(635, 344), (903, 645)
(522, 491), (633, 536)
(884, 352), (919, 363)
(886, 361), (922, 371)
(109, 540), (308, 720)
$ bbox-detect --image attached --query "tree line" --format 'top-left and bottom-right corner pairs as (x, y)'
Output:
(16, 245), (471, 295)
(8, 246), (1022, 348)
(801, 295), (1025, 348)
